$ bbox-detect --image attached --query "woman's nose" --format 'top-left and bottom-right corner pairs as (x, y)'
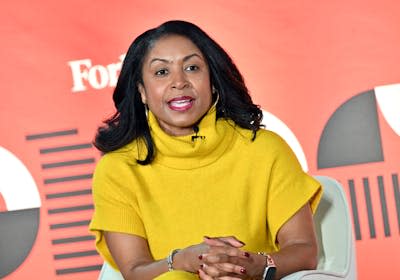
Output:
(171, 71), (189, 89)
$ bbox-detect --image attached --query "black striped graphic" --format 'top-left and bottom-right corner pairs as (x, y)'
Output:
(393, 174), (400, 233)
(346, 173), (399, 241)
(44, 174), (93, 185)
(42, 158), (95, 169)
(348, 179), (361, 240)
(46, 189), (92, 199)
(56, 265), (102, 275)
(377, 176), (391, 237)
(26, 128), (102, 277)
(54, 250), (98, 260)
(39, 143), (93, 154)
(363, 177), (376, 238)
(52, 235), (95, 245)
(26, 129), (78, 140)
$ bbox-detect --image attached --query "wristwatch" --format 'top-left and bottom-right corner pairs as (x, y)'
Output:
(259, 253), (276, 280)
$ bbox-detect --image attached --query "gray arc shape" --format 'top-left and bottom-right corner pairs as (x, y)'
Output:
(0, 208), (40, 278)
(317, 90), (384, 168)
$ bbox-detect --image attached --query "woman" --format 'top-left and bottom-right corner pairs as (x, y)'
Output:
(89, 20), (322, 280)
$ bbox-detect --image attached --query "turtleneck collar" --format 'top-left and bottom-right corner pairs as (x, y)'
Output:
(148, 106), (236, 169)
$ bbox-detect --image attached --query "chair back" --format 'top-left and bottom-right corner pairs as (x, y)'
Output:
(282, 176), (357, 279)
(98, 262), (124, 280)
(313, 175), (357, 276)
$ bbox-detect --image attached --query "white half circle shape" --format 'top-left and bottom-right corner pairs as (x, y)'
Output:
(375, 83), (400, 136)
(0, 146), (41, 211)
(262, 110), (309, 171)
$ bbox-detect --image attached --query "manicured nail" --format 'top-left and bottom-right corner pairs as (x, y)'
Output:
(198, 254), (203, 260)
(244, 252), (250, 258)
(240, 268), (247, 274)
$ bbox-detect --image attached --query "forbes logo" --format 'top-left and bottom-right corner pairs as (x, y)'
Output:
(68, 54), (125, 92)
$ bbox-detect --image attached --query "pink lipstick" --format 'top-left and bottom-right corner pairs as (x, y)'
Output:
(168, 96), (194, 111)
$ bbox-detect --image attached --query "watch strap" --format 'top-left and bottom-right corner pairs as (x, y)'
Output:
(258, 252), (276, 280)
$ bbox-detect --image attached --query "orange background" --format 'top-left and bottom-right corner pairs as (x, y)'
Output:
(1, 1), (399, 279)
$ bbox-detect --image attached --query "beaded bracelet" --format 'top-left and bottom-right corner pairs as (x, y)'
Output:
(167, 249), (180, 271)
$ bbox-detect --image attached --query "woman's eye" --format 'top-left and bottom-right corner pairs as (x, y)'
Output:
(185, 65), (199, 71)
(155, 69), (168, 76)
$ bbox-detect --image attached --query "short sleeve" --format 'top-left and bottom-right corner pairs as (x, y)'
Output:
(89, 153), (146, 269)
(266, 133), (322, 248)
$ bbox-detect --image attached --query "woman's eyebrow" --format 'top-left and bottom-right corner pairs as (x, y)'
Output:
(149, 53), (203, 66)
(149, 58), (170, 66)
(183, 53), (203, 62)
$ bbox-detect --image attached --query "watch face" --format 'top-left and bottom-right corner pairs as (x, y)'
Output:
(263, 266), (277, 280)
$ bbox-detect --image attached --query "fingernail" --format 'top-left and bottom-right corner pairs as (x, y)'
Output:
(240, 268), (247, 274)
(244, 252), (250, 258)
(198, 254), (203, 260)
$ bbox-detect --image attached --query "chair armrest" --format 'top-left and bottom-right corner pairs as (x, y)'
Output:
(281, 269), (348, 280)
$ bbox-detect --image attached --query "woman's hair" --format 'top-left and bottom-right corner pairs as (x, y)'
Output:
(94, 20), (263, 164)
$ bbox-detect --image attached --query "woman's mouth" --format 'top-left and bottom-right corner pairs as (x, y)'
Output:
(168, 96), (194, 111)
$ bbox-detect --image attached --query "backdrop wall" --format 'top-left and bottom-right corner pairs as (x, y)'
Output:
(1, 1), (399, 279)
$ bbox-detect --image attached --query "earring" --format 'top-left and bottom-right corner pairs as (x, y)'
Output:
(211, 88), (220, 108)
(143, 103), (149, 119)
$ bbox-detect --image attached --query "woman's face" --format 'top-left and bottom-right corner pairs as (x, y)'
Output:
(138, 34), (213, 136)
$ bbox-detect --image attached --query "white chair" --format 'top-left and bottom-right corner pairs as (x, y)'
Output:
(282, 176), (357, 279)
(98, 176), (357, 280)
(98, 262), (124, 280)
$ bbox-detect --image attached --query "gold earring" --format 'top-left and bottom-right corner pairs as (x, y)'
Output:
(211, 90), (220, 108)
(143, 104), (149, 119)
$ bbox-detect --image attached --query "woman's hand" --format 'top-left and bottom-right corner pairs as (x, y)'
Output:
(198, 203), (320, 279)
(175, 236), (246, 273)
(197, 236), (265, 280)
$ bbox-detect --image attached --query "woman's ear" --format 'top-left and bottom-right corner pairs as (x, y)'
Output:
(138, 83), (147, 104)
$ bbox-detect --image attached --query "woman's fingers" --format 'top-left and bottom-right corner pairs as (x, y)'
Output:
(198, 236), (250, 279)
(203, 236), (245, 248)
(215, 262), (247, 276)
(200, 262), (247, 278)
(216, 236), (245, 248)
(202, 246), (249, 261)
(198, 268), (213, 280)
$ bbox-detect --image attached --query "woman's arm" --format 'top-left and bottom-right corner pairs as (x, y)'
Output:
(199, 203), (318, 279)
(105, 232), (169, 280)
(104, 232), (248, 280)
(268, 202), (318, 279)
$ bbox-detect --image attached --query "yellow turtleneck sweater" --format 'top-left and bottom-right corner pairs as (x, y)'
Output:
(89, 107), (322, 279)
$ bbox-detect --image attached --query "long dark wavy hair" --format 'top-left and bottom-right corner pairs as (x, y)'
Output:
(94, 20), (263, 165)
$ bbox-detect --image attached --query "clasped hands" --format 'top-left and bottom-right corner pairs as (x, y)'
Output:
(177, 236), (264, 280)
